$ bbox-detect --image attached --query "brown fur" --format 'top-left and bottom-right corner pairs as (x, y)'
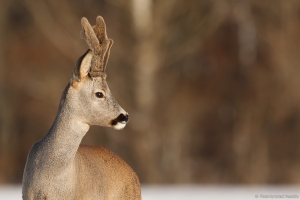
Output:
(74, 146), (141, 199)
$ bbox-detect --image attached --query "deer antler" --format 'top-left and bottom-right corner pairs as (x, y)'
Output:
(80, 16), (113, 77)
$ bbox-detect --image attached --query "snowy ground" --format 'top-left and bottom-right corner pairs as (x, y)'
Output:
(0, 185), (299, 200)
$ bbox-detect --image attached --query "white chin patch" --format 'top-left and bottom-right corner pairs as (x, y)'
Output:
(113, 122), (126, 130)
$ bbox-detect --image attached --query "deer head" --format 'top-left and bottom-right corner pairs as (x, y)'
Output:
(66, 16), (129, 130)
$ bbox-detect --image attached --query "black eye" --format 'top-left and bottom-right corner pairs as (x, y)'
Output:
(95, 92), (104, 98)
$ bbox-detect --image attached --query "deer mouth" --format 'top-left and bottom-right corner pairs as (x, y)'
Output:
(111, 113), (129, 130)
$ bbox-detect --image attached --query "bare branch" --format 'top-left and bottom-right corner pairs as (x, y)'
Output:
(22, 0), (85, 61)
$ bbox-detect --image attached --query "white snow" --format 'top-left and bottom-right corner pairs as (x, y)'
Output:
(0, 185), (299, 200)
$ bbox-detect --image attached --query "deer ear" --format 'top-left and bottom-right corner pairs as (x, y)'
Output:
(71, 50), (93, 85)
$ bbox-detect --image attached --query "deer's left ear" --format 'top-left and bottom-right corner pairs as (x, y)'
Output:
(71, 49), (93, 85)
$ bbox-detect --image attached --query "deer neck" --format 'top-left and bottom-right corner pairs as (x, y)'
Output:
(39, 85), (89, 170)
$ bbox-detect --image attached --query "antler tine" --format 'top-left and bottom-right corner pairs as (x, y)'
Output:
(80, 17), (101, 54)
(93, 16), (108, 43)
(93, 16), (114, 72)
(102, 39), (113, 72)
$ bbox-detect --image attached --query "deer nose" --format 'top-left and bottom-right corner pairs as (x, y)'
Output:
(112, 113), (129, 126)
(117, 113), (129, 123)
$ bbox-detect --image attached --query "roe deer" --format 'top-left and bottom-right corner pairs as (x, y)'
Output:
(22, 16), (141, 200)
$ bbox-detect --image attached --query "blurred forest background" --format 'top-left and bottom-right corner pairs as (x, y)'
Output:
(1, 0), (300, 185)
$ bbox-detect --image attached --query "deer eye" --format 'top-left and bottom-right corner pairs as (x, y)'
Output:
(95, 92), (104, 98)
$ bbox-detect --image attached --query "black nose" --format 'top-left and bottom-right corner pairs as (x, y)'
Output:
(117, 113), (129, 122)
(111, 113), (129, 125)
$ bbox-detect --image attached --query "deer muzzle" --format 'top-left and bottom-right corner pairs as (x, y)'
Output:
(111, 113), (129, 130)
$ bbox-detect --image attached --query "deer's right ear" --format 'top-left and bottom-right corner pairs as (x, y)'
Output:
(70, 50), (93, 86)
